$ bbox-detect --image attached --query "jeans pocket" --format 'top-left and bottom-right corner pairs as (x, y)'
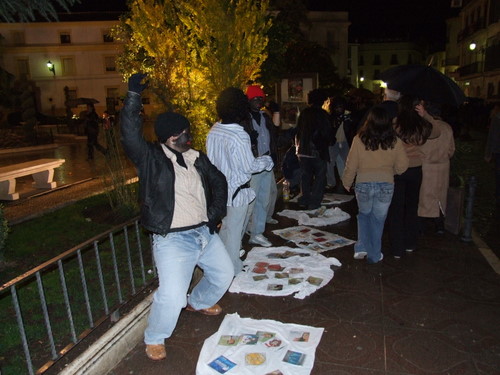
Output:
(377, 184), (394, 203)
(355, 183), (370, 203)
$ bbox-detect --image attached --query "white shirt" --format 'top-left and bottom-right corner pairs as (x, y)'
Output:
(206, 122), (273, 207)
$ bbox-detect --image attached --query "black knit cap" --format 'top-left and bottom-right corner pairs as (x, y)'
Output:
(154, 112), (190, 143)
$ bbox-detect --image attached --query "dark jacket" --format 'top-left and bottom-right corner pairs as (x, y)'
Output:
(295, 106), (332, 161)
(120, 92), (228, 235)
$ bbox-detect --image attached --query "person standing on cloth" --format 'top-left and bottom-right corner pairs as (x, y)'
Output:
(342, 106), (408, 264)
(206, 87), (274, 274)
(84, 103), (107, 160)
(121, 74), (234, 362)
(244, 85), (278, 247)
(416, 101), (455, 233)
(295, 89), (333, 209)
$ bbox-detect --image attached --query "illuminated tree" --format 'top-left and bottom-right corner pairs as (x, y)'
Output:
(113, 0), (271, 149)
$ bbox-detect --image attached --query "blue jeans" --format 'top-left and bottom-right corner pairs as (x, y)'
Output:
(219, 205), (251, 275)
(247, 170), (273, 236)
(354, 182), (394, 263)
(144, 225), (234, 344)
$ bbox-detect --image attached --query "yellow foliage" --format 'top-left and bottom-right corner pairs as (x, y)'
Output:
(112, 0), (271, 151)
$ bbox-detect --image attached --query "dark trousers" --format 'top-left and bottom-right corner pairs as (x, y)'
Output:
(388, 166), (422, 256)
(87, 134), (107, 160)
(298, 157), (327, 209)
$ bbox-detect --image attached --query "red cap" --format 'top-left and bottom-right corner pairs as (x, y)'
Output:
(246, 85), (265, 100)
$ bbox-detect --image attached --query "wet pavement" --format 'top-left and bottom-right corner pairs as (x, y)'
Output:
(1, 140), (499, 374)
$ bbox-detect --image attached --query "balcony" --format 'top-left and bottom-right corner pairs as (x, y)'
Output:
(457, 61), (481, 77)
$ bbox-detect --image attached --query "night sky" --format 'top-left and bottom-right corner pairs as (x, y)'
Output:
(67, 0), (459, 51)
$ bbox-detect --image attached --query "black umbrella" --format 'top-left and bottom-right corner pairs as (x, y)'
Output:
(380, 65), (466, 106)
(65, 97), (99, 108)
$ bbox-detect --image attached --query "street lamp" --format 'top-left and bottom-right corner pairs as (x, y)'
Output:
(47, 60), (55, 76)
(469, 42), (476, 51)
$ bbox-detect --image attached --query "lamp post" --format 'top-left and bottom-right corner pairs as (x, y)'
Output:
(47, 60), (55, 77)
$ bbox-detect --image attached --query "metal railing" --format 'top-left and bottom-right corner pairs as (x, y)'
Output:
(0, 218), (156, 375)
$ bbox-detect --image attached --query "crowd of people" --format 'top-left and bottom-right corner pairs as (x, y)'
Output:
(119, 72), (498, 363)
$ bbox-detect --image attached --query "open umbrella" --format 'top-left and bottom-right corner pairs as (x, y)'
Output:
(380, 65), (466, 106)
(65, 97), (99, 108)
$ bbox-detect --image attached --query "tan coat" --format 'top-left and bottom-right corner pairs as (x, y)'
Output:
(418, 118), (455, 217)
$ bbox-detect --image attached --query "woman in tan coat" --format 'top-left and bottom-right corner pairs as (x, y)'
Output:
(416, 101), (455, 233)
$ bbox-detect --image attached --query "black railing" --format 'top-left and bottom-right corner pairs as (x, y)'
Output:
(0, 218), (155, 375)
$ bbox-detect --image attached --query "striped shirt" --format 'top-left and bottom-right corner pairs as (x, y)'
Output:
(206, 122), (274, 207)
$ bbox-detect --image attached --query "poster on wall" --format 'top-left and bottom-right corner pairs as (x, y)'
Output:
(280, 74), (318, 128)
(288, 78), (304, 101)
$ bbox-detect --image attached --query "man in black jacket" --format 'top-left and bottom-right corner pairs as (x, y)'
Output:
(121, 74), (234, 362)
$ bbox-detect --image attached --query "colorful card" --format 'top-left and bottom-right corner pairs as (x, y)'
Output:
(239, 334), (259, 345)
(256, 331), (276, 342)
(306, 276), (323, 286)
(290, 330), (310, 342)
(282, 350), (306, 366)
(217, 335), (240, 346)
(208, 355), (237, 373)
(245, 352), (266, 365)
(267, 284), (283, 291)
(288, 277), (303, 285)
(253, 274), (269, 281)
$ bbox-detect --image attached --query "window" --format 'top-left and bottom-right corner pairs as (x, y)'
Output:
(61, 57), (76, 75)
(16, 58), (30, 79)
(390, 54), (398, 65)
(11, 30), (25, 44)
(103, 30), (114, 43)
(60, 32), (71, 44)
(373, 54), (381, 65)
(104, 56), (116, 72)
(359, 55), (364, 66)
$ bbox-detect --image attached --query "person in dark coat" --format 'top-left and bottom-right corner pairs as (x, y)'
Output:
(84, 103), (107, 160)
(295, 89), (333, 209)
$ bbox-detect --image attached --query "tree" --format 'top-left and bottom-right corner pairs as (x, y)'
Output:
(0, 0), (79, 22)
(113, 0), (271, 150)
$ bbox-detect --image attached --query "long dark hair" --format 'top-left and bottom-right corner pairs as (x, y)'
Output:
(395, 95), (432, 145)
(358, 106), (397, 151)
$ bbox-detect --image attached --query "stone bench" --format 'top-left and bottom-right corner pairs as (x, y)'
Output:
(0, 158), (65, 200)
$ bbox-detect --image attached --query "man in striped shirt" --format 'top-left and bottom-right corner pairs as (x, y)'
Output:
(207, 87), (274, 275)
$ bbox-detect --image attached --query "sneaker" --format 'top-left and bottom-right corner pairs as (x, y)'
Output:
(266, 217), (279, 224)
(239, 249), (246, 258)
(249, 234), (272, 247)
(405, 248), (414, 253)
(367, 253), (384, 264)
(353, 251), (367, 259)
(145, 344), (166, 361)
(394, 255), (401, 259)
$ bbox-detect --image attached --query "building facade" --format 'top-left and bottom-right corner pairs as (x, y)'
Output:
(455, 0), (500, 101)
(0, 19), (125, 116)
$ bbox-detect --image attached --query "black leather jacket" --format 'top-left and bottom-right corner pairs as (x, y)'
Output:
(120, 92), (228, 235)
